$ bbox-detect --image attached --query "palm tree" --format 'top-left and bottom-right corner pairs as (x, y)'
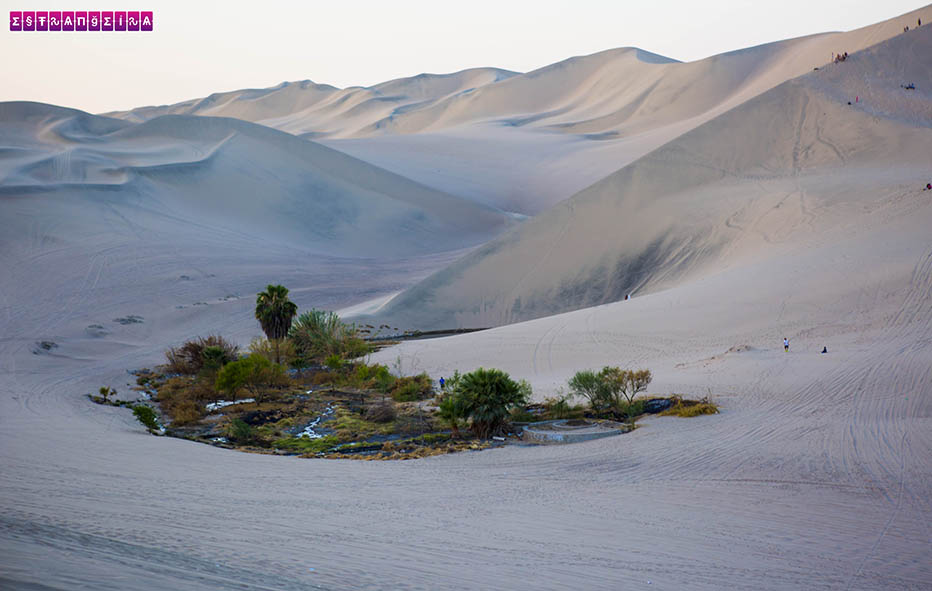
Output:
(255, 284), (298, 364)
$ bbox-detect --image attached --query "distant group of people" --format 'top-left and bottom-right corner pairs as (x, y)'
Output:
(904, 17), (921, 32)
(833, 51), (849, 63)
(783, 338), (828, 354)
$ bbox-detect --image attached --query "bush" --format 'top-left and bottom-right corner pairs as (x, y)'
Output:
(98, 386), (116, 403)
(616, 399), (647, 421)
(604, 368), (652, 404)
(153, 376), (213, 423)
(324, 354), (344, 371)
(390, 373), (432, 402)
(568, 369), (613, 414)
(132, 405), (160, 431)
(225, 418), (255, 444)
(288, 309), (371, 364)
(568, 367), (652, 417)
(509, 406), (537, 422)
(372, 365), (394, 392)
(248, 337), (297, 366)
(171, 400), (204, 425)
(215, 354), (288, 403)
(165, 335), (239, 375)
(543, 394), (583, 419)
(365, 401), (397, 423)
(660, 396), (719, 418)
(450, 368), (528, 438)
(437, 394), (465, 437)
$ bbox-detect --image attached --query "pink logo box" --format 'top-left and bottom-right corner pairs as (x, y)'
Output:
(10, 10), (152, 31)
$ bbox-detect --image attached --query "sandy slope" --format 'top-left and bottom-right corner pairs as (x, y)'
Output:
(106, 67), (519, 139)
(109, 6), (932, 214)
(375, 26), (932, 329)
(0, 102), (514, 258)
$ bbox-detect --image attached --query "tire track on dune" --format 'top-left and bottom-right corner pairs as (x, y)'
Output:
(813, 244), (932, 584)
(844, 431), (908, 591)
(532, 318), (571, 376)
(546, 319), (572, 375)
(583, 308), (625, 363)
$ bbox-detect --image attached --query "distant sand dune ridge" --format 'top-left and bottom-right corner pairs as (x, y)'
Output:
(373, 26), (932, 329)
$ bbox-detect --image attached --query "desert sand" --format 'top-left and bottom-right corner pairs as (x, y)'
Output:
(109, 5), (930, 215)
(375, 26), (932, 328)
(1, 6), (931, 591)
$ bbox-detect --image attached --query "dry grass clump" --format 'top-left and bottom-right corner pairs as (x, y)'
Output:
(165, 335), (239, 375)
(389, 373), (432, 402)
(248, 337), (296, 366)
(364, 401), (397, 423)
(153, 377), (211, 424)
(659, 396), (720, 418)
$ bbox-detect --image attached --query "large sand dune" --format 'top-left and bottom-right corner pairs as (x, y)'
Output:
(374, 26), (932, 329)
(1, 9), (931, 591)
(108, 6), (932, 214)
(0, 102), (514, 258)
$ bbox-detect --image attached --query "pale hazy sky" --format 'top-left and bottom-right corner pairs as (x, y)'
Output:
(1, 1), (926, 113)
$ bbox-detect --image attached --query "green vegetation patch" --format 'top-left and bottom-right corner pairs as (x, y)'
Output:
(659, 397), (720, 417)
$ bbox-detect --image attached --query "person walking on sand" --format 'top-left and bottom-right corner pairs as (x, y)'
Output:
(784, 338), (789, 352)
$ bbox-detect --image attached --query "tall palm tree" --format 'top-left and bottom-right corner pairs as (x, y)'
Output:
(255, 284), (298, 364)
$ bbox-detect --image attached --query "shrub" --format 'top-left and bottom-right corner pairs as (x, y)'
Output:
(225, 418), (255, 444)
(309, 371), (339, 386)
(165, 335), (239, 375)
(132, 405), (160, 431)
(355, 363), (372, 382)
(604, 368), (652, 405)
(451, 368), (528, 438)
(99, 386), (116, 403)
(568, 367), (652, 416)
(390, 373), (432, 402)
(288, 309), (371, 364)
(153, 375), (217, 423)
(215, 354), (288, 403)
(324, 354), (344, 371)
(660, 396), (719, 418)
(171, 400), (204, 425)
(509, 406), (537, 423)
(568, 369), (613, 414)
(248, 337), (296, 367)
(372, 365), (394, 392)
(365, 401), (397, 423)
(437, 394), (465, 437)
(332, 407), (395, 439)
(616, 399), (647, 421)
(543, 394), (583, 419)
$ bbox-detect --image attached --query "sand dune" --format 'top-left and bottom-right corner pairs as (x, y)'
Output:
(373, 26), (932, 329)
(107, 67), (518, 139)
(107, 6), (932, 215)
(0, 102), (514, 258)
